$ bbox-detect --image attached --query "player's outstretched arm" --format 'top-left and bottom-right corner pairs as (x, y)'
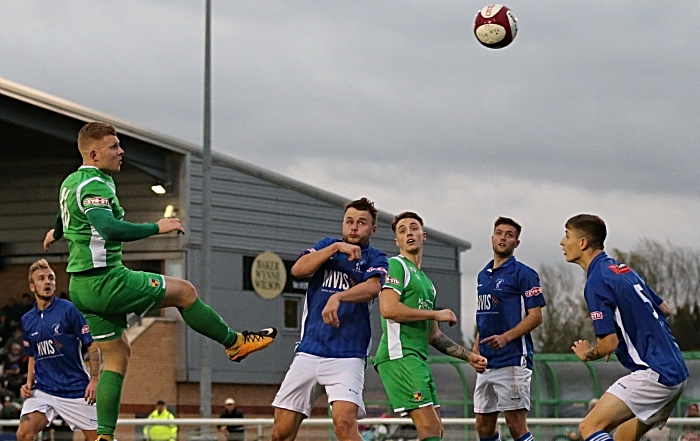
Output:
(322, 277), (382, 327)
(379, 288), (454, 324)
(429, 322), (488, 372)
(20, 356), (35, 399)
(481, 306), (543, 349)
(571, 333), (619, 361)
(85, 209), (161, 242)
(156, 218), (186, 235)
(292, 241), (362, 278)
(84, 343), (100, 405)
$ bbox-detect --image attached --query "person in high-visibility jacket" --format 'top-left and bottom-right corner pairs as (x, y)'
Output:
(143, 400), (177, 441)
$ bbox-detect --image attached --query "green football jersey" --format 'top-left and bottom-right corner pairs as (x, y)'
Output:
(374, 255), (437, 365)
(58, 166), (125, 272)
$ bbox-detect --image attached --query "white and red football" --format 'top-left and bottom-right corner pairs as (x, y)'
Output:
(474, 4), (518, 49)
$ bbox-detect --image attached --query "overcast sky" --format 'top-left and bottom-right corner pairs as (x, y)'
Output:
(1, 1), (698, 336)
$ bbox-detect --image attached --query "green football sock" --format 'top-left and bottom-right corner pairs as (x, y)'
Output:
(96, 370), (124, 436)
(421, 437), (442, 441)
(180, 298), (238, 347)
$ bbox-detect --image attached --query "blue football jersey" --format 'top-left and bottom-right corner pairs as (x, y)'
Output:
(584, 252), (688, 387)
(22, 298), (93, 399)
(295, 237), (388, 358)
(476, 256), (546, 369)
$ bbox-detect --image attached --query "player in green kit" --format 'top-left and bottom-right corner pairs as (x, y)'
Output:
(375, 211), (487, 441)
(43, 122), (276, 441)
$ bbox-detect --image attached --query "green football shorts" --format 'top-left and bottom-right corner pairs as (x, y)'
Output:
(376, 355), (439, 416)
(69, 265), (167, 342)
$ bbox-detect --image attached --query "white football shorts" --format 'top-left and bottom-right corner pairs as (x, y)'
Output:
(21, 389), (97, 431)
(607, 369), (686, 427)
(272, 352), (367, 419)
(473, 365), (532, 413)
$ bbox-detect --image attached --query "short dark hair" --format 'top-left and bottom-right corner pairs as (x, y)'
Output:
(156, 400), (166, 405)
(565, 214), (606, 250)
(494, 216), (522, 238)
(344, 197), (378, 225)
(78, 122), (117, 150)
(391, 211), (424, 232)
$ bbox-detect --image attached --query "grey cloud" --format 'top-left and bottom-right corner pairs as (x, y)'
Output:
(0, 0), (697, 196)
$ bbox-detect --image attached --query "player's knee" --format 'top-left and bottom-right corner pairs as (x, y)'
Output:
(270, 428), (291, 441)
(332, 417), (357, 439)
(16, 426), (37, 441)
(414, 420), (441, 439)
(178, 279), (198, 306)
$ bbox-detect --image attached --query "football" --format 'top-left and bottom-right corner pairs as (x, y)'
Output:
(474, 4), (518, 49)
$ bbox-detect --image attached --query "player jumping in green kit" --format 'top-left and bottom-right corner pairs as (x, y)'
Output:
(44, 122), (276, 441)
(375, 212), (487, 441)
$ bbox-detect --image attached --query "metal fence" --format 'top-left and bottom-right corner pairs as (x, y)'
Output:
(363, 353), (700, 419)
(1, 418), (699, 441)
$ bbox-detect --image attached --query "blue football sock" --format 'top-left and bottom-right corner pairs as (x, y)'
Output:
(586, 431), (613, 441)
(480, 433), (501, 441)
(516, 432), (534, 441)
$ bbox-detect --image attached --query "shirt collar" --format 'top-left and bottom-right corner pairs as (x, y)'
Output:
(587, 251), (609, 278)
(485, 255), (516, 273)
(40, 297), (58, 313)
(78, 165), (111, 178)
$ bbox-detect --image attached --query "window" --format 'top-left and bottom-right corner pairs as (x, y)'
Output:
(283, 295), (303, 330)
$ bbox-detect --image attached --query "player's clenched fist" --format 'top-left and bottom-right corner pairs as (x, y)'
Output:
(157, 218), (185, 235)
(335, 242), (362, 261)
(468, 353), (488, 373)
(20, 383), (33, 399)
(434, 309), (457, 326)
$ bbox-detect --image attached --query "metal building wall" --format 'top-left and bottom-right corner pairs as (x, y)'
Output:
(0, 158), (182, 263)
(184, 157), (465, 384)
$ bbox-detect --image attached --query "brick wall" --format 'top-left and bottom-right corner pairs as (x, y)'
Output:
(1, 262), (70, 307)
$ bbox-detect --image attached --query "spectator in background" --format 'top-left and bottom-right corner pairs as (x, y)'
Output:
(679, 404), (700, 441)
(219, 398), (245, 441)
(2, 297), (20, 326)
(0, 314), (13, 347)
(19, 294), (33, 317)
(0, 396), (20, 420)
(2, 328), (24, 355)
(3, 343), (28, 395)
(143, 401), (177, 441)
(0, 383), (16, 403)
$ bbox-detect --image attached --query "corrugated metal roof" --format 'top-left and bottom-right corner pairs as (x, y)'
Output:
(0, 76), (471, 251)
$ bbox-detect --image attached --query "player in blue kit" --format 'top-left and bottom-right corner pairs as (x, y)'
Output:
(562, 214), (688, 441)
(473, 217), (546, 441)
(271, 198), (388, 441)
(17, 259), (100, 441)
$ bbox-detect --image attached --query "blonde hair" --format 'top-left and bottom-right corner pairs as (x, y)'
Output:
(28, 259), (52, 283)
(78, 122), (117, 152)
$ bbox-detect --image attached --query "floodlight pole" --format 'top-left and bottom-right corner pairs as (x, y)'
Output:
(199, 0), (214, 426)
